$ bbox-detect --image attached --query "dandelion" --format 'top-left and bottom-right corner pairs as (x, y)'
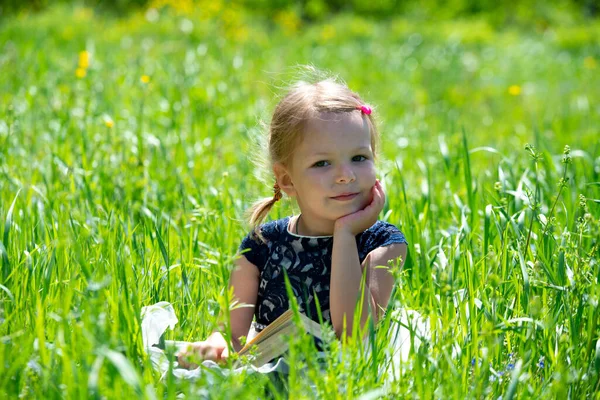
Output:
(78, 51), (90, 69)
(75, 68), (87, 78)
(508, 85), (521, 96)
(141, 75), (150, 84)
(321, 24), (336, 41)
(583, 56), (596, 70)
(275, 10), (301, 35)
(233, 26), (249, 42)
(206, 0), (223, 16)
(102, 114), (114, 128)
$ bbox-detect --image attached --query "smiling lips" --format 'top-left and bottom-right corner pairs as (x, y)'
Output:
(331, 192), (359, 201)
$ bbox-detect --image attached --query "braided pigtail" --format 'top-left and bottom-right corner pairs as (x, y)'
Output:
(246, 182), (283, 243)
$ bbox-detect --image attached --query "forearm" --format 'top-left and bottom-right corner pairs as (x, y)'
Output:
(329, 230), (373, 339)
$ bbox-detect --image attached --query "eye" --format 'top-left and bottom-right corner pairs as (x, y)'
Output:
(312, 160), (329, 168)
(352, 155), (368, 162)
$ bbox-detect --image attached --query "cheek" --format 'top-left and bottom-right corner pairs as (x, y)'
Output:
(361, 164), (377, 185)
(307, 171), (329, 187)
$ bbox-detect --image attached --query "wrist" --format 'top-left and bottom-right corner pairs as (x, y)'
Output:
(333, 225), (356, 239)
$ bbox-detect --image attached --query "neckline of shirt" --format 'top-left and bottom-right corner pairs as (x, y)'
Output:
(284, 216), (334, 239)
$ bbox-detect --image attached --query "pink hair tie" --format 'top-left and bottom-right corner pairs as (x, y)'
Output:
(357, 105), (372, 115)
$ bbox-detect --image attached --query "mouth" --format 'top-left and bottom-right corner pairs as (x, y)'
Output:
(331, 192), (359, 201)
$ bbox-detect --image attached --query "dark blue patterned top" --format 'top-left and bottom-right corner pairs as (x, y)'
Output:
(238, 216), (407, 331)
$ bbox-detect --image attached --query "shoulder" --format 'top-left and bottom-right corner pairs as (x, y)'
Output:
(238, 217), (290, 265)
(356, 220), (407, 260)
(244, 217), (289, 244)
(358, 221), (407, 269)
(362, 220), (407, 247)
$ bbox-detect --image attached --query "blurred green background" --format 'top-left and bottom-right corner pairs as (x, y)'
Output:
(2, 0), (600, 23)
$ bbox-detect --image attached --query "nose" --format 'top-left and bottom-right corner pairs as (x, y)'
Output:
(336, 164), (356, 184)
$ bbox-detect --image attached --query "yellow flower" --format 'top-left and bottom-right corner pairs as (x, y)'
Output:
(275, 10), (301, 35)
(141, 75), (150, 84)
(105, 119), (114, 128)
(321, 24), (336, 41)
(583, 56), (597, 70)
(209, 0), (223, 13)
(508, 85), (521, 96)
(78, 51), (90, 69)
(205, 0), (223, 17)
(75, 68), (87, 78)
(233, 26), (249, 42)
(222, 9), (239, 26)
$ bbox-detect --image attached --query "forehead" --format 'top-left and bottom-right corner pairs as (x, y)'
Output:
(299, 112), (371, 153)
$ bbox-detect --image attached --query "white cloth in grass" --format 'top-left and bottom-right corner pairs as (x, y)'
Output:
(141, 302), (291, 382)
(381, 308), (430, 384)
(141, 302), (429, 386)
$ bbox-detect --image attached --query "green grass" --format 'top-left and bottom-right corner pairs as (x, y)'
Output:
(1, 3), (599, 398)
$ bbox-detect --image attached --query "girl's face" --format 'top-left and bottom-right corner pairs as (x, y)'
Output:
(277, 111), (377, 235)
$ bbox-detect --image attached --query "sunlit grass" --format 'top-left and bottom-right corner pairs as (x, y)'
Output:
(0, 4), (599, 398)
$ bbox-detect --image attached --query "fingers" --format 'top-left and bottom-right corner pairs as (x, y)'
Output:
(361, 181), (383, 211)
(369, 180), (385, 212)
(334, 180), (386, 235)
(375, 179), (386, 206)
(176, 352), (197, 370)
(220, 346), (229, 362)
(176, 342), (208, 369)
(175, 341), (229, 369)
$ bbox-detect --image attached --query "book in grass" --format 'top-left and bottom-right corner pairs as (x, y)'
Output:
(236, 309), (323, 367)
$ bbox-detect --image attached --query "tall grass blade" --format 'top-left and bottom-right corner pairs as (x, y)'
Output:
(1, 188), (21, 281)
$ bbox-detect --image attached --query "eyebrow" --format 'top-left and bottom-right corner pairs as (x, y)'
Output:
(310, 146), (371, 157)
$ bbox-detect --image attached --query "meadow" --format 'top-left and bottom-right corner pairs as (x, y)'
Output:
(0, 3), (599, 398)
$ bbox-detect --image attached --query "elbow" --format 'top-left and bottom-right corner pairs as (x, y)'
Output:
(333, 324), (352, 341)
(334, 321), (371, 342)
(331, 315), (362, 340)
(331, 312), (351, 340)
(332, 301), (379, 340)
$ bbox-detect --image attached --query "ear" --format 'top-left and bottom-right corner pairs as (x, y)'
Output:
(273, 162), (296, 198)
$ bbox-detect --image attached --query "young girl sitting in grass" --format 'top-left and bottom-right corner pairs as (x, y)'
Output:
(177, 76), (408, 369)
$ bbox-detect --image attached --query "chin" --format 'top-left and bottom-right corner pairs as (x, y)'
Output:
(334, 205), (362, 219)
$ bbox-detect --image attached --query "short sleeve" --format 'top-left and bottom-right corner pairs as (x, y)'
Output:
(237, 230), (269, 270)
(374, 221), (407, 247)
(357, 221), (407, 262)
(237, 219), (284, 271)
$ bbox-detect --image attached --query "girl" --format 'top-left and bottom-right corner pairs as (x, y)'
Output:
(178, 77), (407, 368)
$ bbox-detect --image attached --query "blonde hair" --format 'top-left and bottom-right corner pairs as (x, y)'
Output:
(246, 76), (380, 242)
